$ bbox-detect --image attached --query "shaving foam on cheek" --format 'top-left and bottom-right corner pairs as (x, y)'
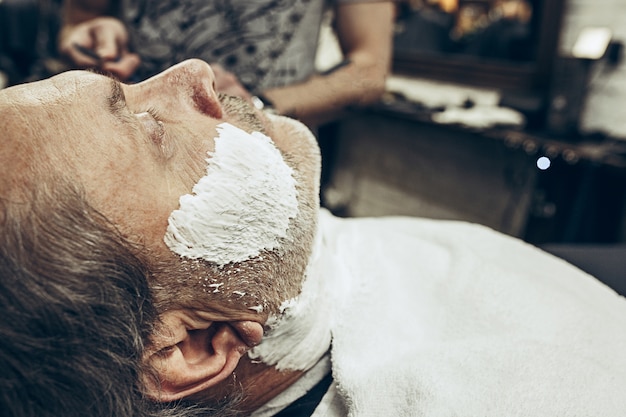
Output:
(164, 122), (298, 266)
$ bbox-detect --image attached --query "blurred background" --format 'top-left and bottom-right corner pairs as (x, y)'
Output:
(320, 0), (626, 248)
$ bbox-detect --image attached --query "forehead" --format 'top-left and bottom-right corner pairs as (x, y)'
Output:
(0, 72), (111, 194)
(3, 71), (107, 109)
(0, 70), (111, 140)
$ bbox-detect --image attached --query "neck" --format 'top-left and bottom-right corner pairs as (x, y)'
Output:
(185, 356), (304, 414)
(235, 358), (305, 413)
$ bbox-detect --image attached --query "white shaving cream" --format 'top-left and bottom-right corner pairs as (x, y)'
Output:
(164, 122), (298, 266)
(249, 228), (337, 371)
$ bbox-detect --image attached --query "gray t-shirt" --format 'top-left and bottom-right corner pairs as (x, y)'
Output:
(123, 0), (337, 92)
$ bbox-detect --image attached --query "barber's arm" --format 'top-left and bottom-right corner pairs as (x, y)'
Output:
(58, 0), (140, 80)
(261, 1), (395, 127)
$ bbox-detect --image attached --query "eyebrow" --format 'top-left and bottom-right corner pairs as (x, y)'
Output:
(107, 78), (127, 115)
(105, 78), (138, 130)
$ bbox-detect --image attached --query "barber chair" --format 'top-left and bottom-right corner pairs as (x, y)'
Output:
(542, 244), (626, 296)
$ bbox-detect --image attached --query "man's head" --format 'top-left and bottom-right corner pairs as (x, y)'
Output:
(0, 59), (321, 408)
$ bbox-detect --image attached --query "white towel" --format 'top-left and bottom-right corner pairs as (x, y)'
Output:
(317, 210), (626, 416)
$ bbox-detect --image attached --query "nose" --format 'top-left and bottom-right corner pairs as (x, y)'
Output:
(129, 59), (223, 119)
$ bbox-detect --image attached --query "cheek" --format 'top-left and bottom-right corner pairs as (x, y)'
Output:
(87, 127), (214, 246)
(105, 185), (173, 243)
(157, 121), (216, 188)
(171, 144), (211, 187)
(79, 155), (180, 246)
(111, 153), (211, 247)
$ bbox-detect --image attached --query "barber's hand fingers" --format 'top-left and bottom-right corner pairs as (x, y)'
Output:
(211, 63), (252, 99)
(59, 24), (100, 67)
(101, 52), (142, 81)
(59, 17), (129, 69)
(91, 18), (129, 61)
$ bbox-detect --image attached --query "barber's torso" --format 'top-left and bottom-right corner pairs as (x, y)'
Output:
(122, 0), (332, 93)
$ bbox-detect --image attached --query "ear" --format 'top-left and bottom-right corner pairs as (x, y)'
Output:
(144, 310), (264, 402)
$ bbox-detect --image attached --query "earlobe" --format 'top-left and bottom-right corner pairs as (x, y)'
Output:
(143, 311), (263, 402)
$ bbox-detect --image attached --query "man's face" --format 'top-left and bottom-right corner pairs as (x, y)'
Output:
(1, 59), (321, 403)
(0, 59), (320, 317)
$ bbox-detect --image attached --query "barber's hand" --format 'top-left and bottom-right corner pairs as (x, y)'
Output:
(59, 17), (141, 81)
(210, 63), (252, 100)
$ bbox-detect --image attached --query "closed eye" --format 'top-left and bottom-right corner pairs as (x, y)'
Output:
(136, 111), (164, 143)
(104, 77), (173, 159)
(145, 106), (163, 121)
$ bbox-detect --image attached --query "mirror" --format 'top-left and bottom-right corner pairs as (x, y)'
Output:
(392, 0), (567, 93)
